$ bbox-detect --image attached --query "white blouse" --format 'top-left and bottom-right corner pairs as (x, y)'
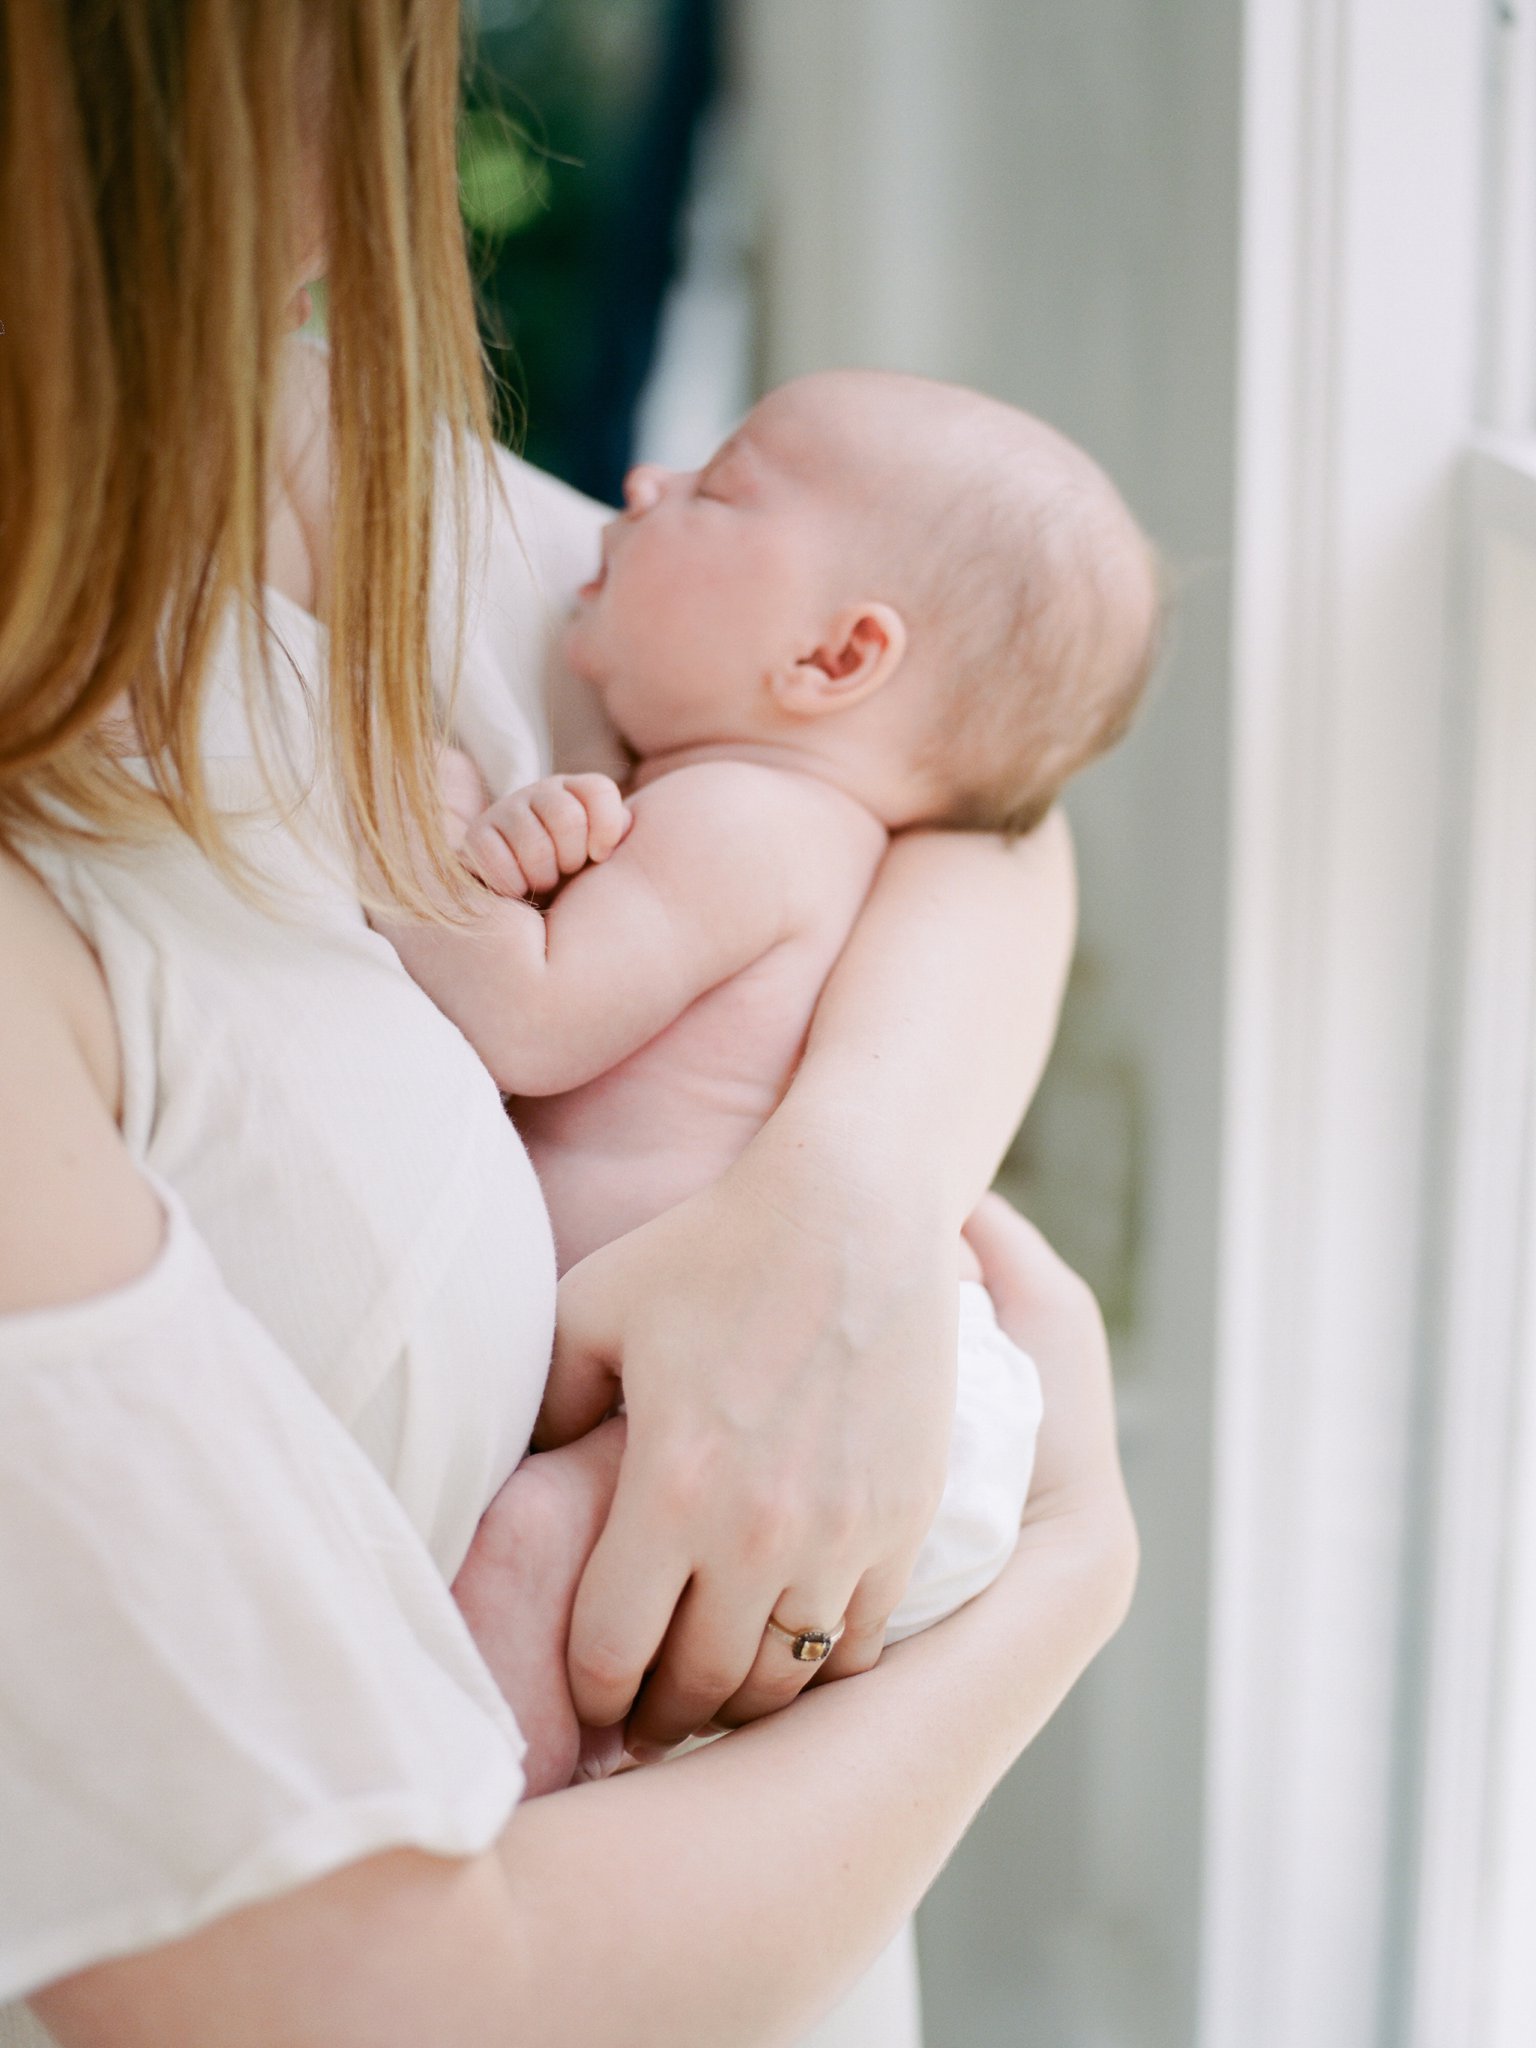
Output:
(0, 447), (606, 2037)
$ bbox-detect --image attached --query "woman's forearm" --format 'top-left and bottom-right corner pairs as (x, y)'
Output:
(508, 1200), (1133, 2045)
(769, 813), (1077, 1232)
(499, 1501), (1127, 2044)
(40, 1507), (1128, 2048)
(37, 1207), (1132, 2048)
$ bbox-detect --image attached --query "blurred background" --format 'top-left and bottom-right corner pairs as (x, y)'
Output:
(457, 5), (1536, 2045)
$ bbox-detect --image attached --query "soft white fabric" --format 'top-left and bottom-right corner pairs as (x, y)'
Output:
(886, 1283), (1043, 1644)
(435, 442), (609, 798)
(0, 1180), (528, 2018)
(0, 479), (580, 2027)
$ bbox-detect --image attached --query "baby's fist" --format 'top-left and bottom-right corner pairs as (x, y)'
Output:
(463, 772), (633, 899)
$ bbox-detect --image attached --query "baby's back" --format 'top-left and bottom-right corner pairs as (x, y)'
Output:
(513, 763), (888, 1271)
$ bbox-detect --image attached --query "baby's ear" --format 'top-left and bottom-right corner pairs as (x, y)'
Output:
(770, 602), (908, 719)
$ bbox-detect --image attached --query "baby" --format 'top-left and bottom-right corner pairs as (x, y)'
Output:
(385, 369), (1158, 1788)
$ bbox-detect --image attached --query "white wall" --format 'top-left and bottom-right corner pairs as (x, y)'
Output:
(738, 4), (1242, 2042)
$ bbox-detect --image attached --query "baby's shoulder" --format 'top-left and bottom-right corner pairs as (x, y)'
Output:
(629, 758), (884, 855)
(624, 759), (887, 930)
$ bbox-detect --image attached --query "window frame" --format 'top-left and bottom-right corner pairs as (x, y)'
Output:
(1200, 2), (1490, 2043)
(1407, 435), (1536, 2048)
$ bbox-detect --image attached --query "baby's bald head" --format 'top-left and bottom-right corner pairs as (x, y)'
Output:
(774, 370), (1161, 834)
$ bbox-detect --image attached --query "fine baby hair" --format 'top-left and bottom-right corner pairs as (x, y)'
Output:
(838, 370), (1163, 838)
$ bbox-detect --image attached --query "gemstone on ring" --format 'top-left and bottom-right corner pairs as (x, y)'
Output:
(791, 1629), (835, 1663)
(765, 1613), (847, 1661)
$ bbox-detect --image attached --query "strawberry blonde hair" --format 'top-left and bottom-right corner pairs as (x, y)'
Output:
(0, 0), (491, 910)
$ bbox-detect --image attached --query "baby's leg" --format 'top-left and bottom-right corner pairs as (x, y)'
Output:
(883, 1279), (1044, 1643)
(452, 1417), (626, 1796)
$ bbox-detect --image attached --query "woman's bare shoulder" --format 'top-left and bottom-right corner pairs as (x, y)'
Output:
(0, 852), (160, 1312)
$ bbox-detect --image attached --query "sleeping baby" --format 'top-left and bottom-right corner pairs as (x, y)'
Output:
(382, 368), (1159, 1789)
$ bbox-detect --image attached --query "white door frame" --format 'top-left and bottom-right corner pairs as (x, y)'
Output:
(1404, 437), (1536, 2048)
(1200, 3), (1485, 2044)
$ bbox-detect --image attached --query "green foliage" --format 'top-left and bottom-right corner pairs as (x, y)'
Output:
(457, 109), (552, 243)
(459, 0), (670, 475)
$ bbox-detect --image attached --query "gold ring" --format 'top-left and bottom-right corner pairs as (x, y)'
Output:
(764, 1614), (848, 1665)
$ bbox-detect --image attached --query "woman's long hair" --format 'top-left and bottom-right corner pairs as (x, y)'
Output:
(0, 0), (491, 910)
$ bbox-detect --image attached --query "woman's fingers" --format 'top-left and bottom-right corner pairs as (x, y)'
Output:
(964, 1193), (1117, 1507)
(622, 1573), (790, 1757)
(812, 1557), (910, 1684)
(565, 1464), (693, 1729)
(962, 1192), (1065, 1314)
(709, 1565), (873, 1728)
(965, 1195), (1137, 1637)
(538, 1263), (624, 1447)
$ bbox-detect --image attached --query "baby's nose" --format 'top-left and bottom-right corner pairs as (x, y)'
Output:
(622, 464), (670, 515)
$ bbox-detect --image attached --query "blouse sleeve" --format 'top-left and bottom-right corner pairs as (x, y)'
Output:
(0, 1182), (525, 2009)
(431, 443), (610, 798)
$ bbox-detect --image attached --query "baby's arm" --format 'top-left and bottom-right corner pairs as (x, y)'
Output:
(383, 761), (813, 1097)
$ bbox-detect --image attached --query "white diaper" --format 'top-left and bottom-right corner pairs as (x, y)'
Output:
(883, 1281), (1044, 1644)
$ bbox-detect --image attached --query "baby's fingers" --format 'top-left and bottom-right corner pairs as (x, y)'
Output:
(462, 815), (537, 899)
(526, 784), (599, 879)
(564, 774), (633, 863)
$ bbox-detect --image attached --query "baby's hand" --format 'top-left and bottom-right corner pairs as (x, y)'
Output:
(436, 745), (492, 850)
(462, 773), (633, 900)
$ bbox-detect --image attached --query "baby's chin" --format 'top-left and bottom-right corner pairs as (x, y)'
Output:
(555, 628), (639, 752)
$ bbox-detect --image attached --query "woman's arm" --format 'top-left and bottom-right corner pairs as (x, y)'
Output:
(37, 1205), (1133, 2048)
(787, 815), (1077, 1221)
(543, 813), (1077, 1747)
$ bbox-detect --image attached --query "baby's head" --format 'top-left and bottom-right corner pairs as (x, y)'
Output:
(563, 370), (1160, 833)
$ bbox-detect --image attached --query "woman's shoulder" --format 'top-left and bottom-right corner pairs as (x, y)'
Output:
(0, 850), (160, 1314)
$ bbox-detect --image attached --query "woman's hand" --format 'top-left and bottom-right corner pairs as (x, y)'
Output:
(539, 1132), (958, 1756)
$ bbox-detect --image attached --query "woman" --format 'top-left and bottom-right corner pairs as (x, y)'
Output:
(0, 5), (1136, 2043)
